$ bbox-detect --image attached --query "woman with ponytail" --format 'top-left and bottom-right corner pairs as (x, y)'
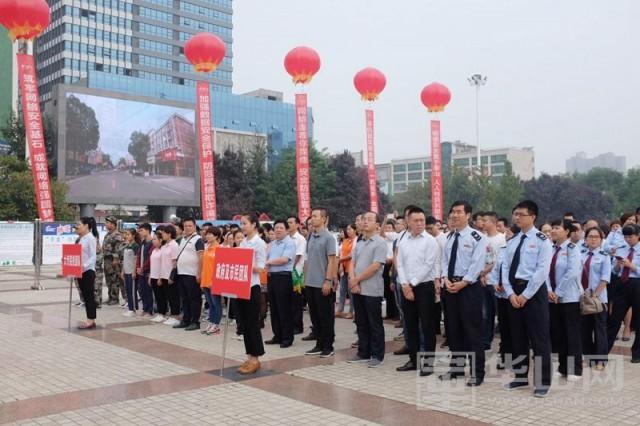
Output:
(76, 217), (99, 329)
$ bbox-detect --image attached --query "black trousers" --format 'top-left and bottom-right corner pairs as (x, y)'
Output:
(163, 279), (181, 316)
(552, 302), (583, 376)
(496, 298), (513, 366)
(402, 282), (436, 368)
(382, 264), (398, 319)
(581, 308), (608, 365)
(236, 285), (265, 356)
(292, 290), (304, 332)
(549, 303), (561, 354)
(353, 294), (385, 361)
(78, 270), (97, 320)
(508, 283), (552, 388)
(177, 275), (202, 325)
(306, 286), (335, 351)
(482, 285), (496, 349)
(607, 278), (640, 359)
(151, 278), (167, 315)
(267, 272), (294, 344)
(445, 282), (485, 378)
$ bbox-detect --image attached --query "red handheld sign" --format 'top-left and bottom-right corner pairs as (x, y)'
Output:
(211, 246), (254, 300)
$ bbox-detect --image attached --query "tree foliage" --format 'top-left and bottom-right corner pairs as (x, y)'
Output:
(128, 131), (150, 170)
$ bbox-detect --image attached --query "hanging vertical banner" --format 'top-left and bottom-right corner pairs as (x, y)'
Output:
(430, 120), (443, 220)
(365, 109), (379, 213)
(295, 93), (311, 223)
(196, 81), (217, 220)
(17, 54), (54, 222)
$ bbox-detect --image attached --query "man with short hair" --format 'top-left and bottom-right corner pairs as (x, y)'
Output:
(480, 211), (506, 350)
(395, 217), (406, 233)
(287, 216), (307, 335)
(347, 211), (388, 367)
(497, 218), (509, 234)
(136, 223), (154, 316)
(304, 208), (338, 357)
(502, 200), (553, 398)
(174, 218), (205, 331)
(264, 219), (297, 348)
(103, 216), (125, 306)
(441, 201), (489, 386)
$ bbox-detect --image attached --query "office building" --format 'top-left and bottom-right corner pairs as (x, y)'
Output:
(565, 152), (626, 174)
(35, 0), (234, 103)
(377, 141), (535, 196)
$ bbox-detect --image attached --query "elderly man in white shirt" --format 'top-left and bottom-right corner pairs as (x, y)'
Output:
(395, 206), (441, 376)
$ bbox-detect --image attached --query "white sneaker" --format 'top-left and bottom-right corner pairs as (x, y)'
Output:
(233, 334), (243, 341)
(120, 302), (127, 308)
(150, 314), (165, 323)
(163, 317), (179, 326)
(567, 374), (582, 382)
(122, 310), (135, 318)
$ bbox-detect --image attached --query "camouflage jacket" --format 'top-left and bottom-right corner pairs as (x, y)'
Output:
(102, 230), (125, 260)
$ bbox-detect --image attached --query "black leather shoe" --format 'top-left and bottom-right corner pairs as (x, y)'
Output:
(393, 345), (409, 356)
(533, 387), (550, 398)
(396, 361), (417, 372)
(466, 377), (484, 387)
(280, 342), (293, 348)
(301, 333), (316, 341)
(504, 380), (529, 390)
(264, 338), (281, 345)
(294, 328), (303, 335)
(184, 323), (200, 331)
(419, 369), (433, 377)
(631, 358), (640, 364)
(438, 371), (463, 381)
(173, 321), (188, 329)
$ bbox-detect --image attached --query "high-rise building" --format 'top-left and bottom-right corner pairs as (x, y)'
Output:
(376, 141), (535, 196)
(565, 152), (626, 174)
(35, 0), (233, 103)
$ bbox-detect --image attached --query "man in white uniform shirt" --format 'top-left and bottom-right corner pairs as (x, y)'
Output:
(480, 211), (506, 350)
(287, 216), (307, 335)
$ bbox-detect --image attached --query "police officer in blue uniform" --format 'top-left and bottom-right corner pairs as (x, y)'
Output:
(440, 201), (489, 387)
(547, 219), (583, 380)
(580, 226), (611, 370)
(487, 243), (512, 370)
(502, 200), (553, 398)
(606, 224), (640, 363)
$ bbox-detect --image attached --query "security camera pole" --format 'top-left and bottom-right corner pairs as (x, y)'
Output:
(468, 74), (487, 174)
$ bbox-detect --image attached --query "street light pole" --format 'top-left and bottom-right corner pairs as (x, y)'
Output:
(468, 74), (487, 174)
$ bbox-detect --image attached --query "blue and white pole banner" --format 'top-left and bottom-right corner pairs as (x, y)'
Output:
(0, 222), (34, 266)
(41, 222), (107, 265)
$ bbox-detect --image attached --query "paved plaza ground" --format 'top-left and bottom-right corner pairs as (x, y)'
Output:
(1, 265), (639, 425)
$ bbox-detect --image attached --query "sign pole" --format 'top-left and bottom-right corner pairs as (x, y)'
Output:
(68, 277), (73, 330)
(220, 293), (235, 377)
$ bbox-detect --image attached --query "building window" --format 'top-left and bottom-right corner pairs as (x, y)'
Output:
(491, 154), (507, 163)
(491, 164), (506, 175)
(407, 172), (422, 181)
(454, 158), (469, 167)
(393, 183), (407, 192)
(393, 164), (406, 173)
(407, 162), (422, 171)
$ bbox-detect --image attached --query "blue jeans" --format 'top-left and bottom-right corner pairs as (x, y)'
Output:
(338, 273), (354, 313)
(203, 288), (222, 325)
(124, 274), (137, 311)
(138, 273), (153, 314)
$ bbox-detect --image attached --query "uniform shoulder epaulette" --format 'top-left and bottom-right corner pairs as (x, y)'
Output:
(619, 245), (627, 249)
(536, 232), (547, 240)
(447, 233), (453, 239)
(599, 250), (607, 255)
(471, 231), (481, 241)
(581, 249), (587, 254)
(568, 242), (576, 249)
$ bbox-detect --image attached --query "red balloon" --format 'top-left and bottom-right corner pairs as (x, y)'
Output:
(354, 67), (386, 102)
(0, 0), (50, 41)
(184, 32), (226, 73)
(420, 83), (451, 113)
(284, 46), (321, 85)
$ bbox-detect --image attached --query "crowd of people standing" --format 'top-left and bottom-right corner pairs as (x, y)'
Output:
(71, 203), (640, 391)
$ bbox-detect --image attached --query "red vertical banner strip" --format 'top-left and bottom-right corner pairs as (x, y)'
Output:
(196, 81), (217, 220)
(295, 93), (311, 223)
(365, 109), (378, 213)
(17, 54), (54, 222)
(430, 119), (443, 220)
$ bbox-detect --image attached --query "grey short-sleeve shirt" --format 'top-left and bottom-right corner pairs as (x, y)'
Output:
(304, 229), (337, 288)
(354, 234), (388, 297)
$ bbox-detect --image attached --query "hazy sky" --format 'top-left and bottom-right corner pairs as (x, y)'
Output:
(232, 0), (639, 175)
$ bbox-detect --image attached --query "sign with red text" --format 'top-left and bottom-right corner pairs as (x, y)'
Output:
(211, 246), (253, 299)
(62, 244), (82, 278)
(295, 93), (311, 223)
(365, 109), (379, 213)
(430, 120), (443, 220)
(196, 81), (217, 220)
(17, 54), (54, 222)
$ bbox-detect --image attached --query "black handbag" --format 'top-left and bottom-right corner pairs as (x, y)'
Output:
(169, 235), (196, 284)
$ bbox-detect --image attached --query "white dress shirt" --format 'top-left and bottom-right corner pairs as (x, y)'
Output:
(396, 230), (441, 286)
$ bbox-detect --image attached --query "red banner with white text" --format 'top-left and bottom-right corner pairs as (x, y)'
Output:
(17, 54), (54, 222)
(196, 81), (217, 220)
(365, 109), (379, 213)
(295, 93), (311, 222)
(430, 120), (443, 220)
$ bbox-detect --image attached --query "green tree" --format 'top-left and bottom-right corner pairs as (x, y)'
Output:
(215, 149), (254, 218)
(491, 162), (524, 217)
(127, 131), (150, 171)
(246, 141), (270, 214)
(65, 94), (100, 175)
(391, 182), (431, 213)
(0, 111), (58, 176)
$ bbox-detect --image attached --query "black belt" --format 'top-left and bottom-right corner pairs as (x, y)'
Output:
(449, 276), (463, 281)
(512, 279), (528, 286)
(415, 280), (435, 286)
(268, 271), (292, 277)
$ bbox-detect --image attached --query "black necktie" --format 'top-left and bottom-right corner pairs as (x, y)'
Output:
(509, 234), (527, 285)
(447, 232), (460, 279)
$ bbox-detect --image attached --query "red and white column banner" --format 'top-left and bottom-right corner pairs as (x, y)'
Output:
(365, 109), (378, 213)
(17, 54), (54, 222)
(295, 93), (311, 223)
(430, 119), (443, 221)
(196, 80), (217, 220)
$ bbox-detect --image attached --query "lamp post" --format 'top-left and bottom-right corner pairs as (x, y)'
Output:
(468, 73), (487, 174)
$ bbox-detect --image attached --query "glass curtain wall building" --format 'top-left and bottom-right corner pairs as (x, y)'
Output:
(35, 0), (233, 103)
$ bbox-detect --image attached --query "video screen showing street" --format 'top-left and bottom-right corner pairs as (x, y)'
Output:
(63, 92), (197, 205)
